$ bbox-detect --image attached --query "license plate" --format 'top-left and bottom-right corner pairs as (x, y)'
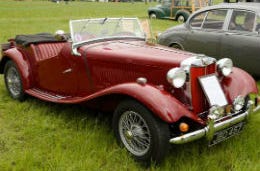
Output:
(209, 122), (245, 146)
(199, 74), (228, 107)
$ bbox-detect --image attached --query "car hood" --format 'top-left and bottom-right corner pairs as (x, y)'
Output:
(79, 40), (194, 67)
(162, 23), (187, 35)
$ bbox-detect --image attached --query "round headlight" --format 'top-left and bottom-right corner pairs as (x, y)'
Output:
(217, 58), (233, 76)
(167, 68), (186, 88)
(233, 96), (245, 112)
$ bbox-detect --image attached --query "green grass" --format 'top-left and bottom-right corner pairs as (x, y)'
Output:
(0, 1), (260, 170)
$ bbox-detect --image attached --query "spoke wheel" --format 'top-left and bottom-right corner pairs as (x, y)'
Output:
(4, 60), (25, 100)
(113, 99), (170, 164)
(119, 111), (151, 156)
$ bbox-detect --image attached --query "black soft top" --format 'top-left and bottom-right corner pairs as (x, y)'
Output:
(15, 33), (66, 46)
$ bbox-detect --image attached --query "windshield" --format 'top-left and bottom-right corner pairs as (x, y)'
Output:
(69, 18), (145, 44)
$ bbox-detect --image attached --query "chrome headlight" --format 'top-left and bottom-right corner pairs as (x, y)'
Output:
(166, 68), (186, 88)
(233, 96), (245, 112)
(217, 58), (233, 76)
(208, 105), (225, 120)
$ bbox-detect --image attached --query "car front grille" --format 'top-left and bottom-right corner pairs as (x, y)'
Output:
(189, 63), (216, 114)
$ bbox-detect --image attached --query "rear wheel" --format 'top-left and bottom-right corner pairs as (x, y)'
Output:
(149, 13), (157, 19)
(113, 99), (170, 163)
(4, 60), (25, 101)
(176, 15), (185, 23)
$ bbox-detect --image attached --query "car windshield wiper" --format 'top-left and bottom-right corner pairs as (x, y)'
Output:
(100, 18), (108, 25)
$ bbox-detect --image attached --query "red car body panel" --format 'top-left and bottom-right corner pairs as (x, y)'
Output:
(1, 39), (258, 125)
(222, 67), (258, 100)
(3, 47), (32, 89)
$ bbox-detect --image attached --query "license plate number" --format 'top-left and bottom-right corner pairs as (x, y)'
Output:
(209, 122), (245, 146)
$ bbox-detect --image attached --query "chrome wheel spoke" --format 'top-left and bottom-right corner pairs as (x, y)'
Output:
(6, 66), (21, 96)
(119, 111), (151, 156)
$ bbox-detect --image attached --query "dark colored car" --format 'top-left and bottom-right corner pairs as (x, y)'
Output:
(158, 3), (260, 77)
(148, 0), (208, 22)
(1, 18), (259, 163)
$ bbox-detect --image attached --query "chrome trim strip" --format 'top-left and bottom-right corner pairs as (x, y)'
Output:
(169, 102), (256, 144)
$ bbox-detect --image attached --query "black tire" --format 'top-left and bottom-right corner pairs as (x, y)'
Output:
(113, 99), (170, 164)
(4, 60), (25, 101)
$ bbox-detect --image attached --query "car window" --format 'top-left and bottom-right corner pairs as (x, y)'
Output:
(190, 12), (207, 28)
(255, 16), (260, 32)
(174, 0), (190, 7)
(202, 9), (228, 30)
(228, 10), (256, 32)
(162, 0), (171, 6)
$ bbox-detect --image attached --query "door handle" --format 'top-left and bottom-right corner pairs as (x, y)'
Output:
(62, 68), (72, 74)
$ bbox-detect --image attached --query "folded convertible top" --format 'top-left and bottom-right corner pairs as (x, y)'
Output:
(15, 33), (65, 46)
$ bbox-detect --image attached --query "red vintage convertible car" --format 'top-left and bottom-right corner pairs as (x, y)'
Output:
(0, 18), (259, 163)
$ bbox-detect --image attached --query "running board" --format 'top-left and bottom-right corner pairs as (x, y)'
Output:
(26, 88), (81, 103)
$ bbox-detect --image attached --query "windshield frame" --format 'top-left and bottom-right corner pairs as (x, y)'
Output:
(69, 17), (146, 45)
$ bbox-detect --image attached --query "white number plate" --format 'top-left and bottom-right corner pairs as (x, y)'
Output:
(199, 75), (228, 107)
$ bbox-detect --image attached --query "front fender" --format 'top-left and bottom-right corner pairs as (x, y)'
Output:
(2, 48), (31, 90)
(222, 67), (258, 102)
(78, 83), (201, 124)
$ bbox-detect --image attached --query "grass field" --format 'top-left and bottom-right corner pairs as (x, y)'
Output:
(0, 1), (260, 170)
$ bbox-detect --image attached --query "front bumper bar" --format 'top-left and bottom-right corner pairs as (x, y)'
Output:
(170, 101), (259, 144)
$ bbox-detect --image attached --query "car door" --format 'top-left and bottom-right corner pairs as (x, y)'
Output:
(220, 10), (260, 76)
(160, 0), (171, 18)
(185, 9), (228, 57)
(34, 43), (78, 95)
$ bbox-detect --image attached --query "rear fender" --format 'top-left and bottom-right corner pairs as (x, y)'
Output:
(92, 83), (200, 124)
(2, 48), (31, 90)
(222, 67), (258, 102)
(175, 10), (190, 20)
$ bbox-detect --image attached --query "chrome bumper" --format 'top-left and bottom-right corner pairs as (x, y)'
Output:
(169, 101), (259, 144)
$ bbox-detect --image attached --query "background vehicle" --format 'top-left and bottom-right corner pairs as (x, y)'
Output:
(148, 0), (208, 22)
(1, 18), (259, 164)
(158, 3), (260, 77)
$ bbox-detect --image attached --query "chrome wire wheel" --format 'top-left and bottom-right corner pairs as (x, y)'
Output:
(6, 66), (22, 97)
(119, 111), (151, 156)
(4, 60), (25, 100)
(113, 100), (170, 163)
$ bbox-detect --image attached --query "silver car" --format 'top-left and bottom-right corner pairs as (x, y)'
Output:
(158, 3), (260, 77)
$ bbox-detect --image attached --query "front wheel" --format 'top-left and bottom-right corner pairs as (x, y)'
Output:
(113, 99), (170, 163)
(4, 60), (25, 101)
